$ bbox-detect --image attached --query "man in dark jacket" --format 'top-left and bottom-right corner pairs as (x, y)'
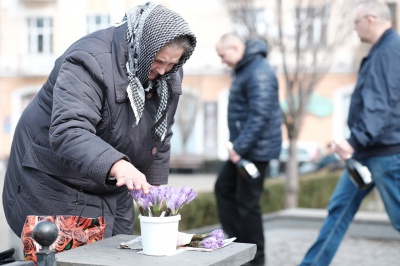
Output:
(214, 33), (282, 265)
(2, 2), (196, 239)
(300, 1), (400, 265)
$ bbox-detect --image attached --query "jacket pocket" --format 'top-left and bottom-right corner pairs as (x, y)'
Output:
(22, 143), (80, 178)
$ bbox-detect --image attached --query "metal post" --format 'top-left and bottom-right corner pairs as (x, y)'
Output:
(32, 220), (58, 266)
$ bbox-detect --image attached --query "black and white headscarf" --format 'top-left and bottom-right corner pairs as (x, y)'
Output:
(122, 2), (196, 141)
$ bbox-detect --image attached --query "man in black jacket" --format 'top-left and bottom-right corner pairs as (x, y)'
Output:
(215, 33), (282, 266)
(300, 1), (400, 265)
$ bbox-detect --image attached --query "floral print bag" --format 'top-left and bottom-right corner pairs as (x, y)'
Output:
(21, 199), (106, 264)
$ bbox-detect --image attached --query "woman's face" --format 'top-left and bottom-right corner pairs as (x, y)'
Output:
(149, 46), (184, 80)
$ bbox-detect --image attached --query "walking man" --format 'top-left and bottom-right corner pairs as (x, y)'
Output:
(214, 33), (282, 266)
(300, 1), (400, 265)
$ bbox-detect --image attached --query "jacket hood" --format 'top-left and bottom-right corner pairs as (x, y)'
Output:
(235, 40), (268, 71)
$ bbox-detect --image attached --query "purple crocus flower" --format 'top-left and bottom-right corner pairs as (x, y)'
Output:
(179, 186), (192, 195)
(147, 186), (166, 215)
(201, 236), (223, 249)
(166, 193), (179, 214)
(178, 186), (197, 204)
(131, 185), (197, 217)
(137, 196), (152, 210)
(209, 229), (224, 240)
(167, 186), (198, 215)
(131, 189), (152, 216)
(176, 193), (187, 209)
(165, 186), (177, 199)
(130, 189), (144, 202)
(187, 228), (225, 249)
(149, 186), (165, 205)
(131, 190), (149, 208)
(165, 186), (198, 215)
(208, 229), (224, 246)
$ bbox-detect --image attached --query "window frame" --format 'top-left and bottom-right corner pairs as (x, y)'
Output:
(27, 17), (53, 55)
(86, 14), (110, 34)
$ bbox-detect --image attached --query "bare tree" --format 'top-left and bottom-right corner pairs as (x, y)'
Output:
(224, 0), (259, 39)
(276, 0), (354, 207)
(223, 0), (354, 208)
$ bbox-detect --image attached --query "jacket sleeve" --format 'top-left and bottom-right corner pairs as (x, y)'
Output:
(233, 63), (279, 156)
(49, 50), (127, 185)
(348, 45), (400, 148)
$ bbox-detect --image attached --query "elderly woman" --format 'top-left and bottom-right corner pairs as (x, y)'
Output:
(3, 2), (196, 238)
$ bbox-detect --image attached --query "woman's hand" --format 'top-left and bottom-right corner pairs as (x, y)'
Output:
(109, 160), (151, 194)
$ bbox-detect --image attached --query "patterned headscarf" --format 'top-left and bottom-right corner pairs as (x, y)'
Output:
(122, 2), (196, 141)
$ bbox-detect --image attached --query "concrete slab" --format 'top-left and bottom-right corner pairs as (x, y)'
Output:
(55, 234), (256, 266)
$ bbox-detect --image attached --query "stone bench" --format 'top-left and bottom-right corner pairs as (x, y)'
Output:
(56, 234), (256, 266)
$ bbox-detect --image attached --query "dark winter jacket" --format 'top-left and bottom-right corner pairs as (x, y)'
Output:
(3, 23), (182, 236)
(348, 29), (400, 159)
(228, 40), (282, 161)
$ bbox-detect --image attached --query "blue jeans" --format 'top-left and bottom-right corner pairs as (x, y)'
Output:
(300, 154), (400, 266)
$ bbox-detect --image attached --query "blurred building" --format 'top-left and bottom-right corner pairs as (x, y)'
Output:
(0, 0), (398, 169)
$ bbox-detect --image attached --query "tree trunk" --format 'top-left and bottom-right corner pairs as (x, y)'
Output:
(285, 139), (299, 208)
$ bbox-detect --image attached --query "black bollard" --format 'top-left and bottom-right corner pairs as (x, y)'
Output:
(32, 220), (58, 266)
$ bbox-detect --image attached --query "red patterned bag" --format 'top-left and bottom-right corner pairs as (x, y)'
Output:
(21, 201), (106, 264)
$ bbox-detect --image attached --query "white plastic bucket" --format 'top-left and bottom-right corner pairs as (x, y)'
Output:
(139, 214), (181, 256)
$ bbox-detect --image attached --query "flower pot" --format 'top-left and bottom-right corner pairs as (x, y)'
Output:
(139, 214), (181, 256)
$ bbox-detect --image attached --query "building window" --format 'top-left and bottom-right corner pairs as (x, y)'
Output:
(87, 15), (110, 34)
(27, 17), (53, 54)
(296, 5), (329, 49)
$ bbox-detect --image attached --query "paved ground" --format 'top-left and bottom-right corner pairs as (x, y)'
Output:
(266, 227), (400, 266)
(169, 174), (400, 266)
(1, 171), (399, 265)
